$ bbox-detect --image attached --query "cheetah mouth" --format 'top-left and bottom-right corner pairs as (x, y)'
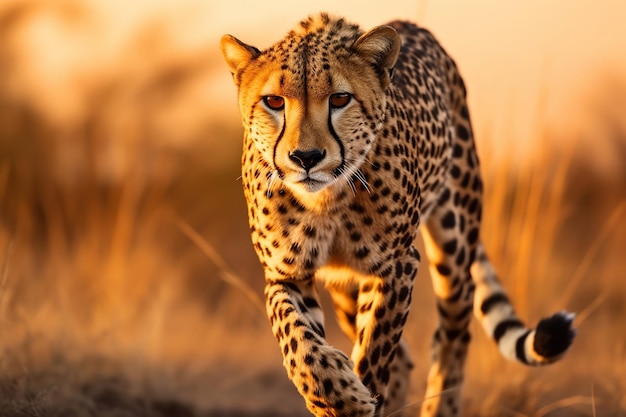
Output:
(281, 169), (337, 193)
(298, 177), (328, 192)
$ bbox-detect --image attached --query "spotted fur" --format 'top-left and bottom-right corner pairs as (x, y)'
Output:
(220, 13), (575, 417)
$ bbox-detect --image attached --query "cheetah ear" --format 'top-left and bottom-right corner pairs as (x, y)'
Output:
(220, 34), (261, 79)
(351, 25), (401, 88)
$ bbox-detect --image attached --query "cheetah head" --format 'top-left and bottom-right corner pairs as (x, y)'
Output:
(221, 14), (400, 196)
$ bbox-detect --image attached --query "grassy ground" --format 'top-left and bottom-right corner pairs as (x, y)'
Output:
(1, 3), (626, 416)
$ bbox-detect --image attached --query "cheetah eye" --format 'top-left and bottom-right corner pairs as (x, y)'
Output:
(263, 95), (285, 111)
(329, 93), (352, 109)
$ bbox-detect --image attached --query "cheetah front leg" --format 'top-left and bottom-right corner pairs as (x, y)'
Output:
(264, 279), (376, 417)
(327, 281), (414, 416)
(348, 248), (420, 417)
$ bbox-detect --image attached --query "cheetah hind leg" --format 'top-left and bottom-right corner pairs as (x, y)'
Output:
(420, 214), (576, 417)
(326, 281), (414, 416)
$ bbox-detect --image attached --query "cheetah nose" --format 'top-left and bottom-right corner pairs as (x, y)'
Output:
(289, 149), (326, 171)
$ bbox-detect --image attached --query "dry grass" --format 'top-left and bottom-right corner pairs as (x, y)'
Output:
(1, 3), (626, 417)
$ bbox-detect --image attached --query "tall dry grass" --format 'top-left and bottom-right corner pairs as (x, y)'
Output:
(1, 2), (626, 416)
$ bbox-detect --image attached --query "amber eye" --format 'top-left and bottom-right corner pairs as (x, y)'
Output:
(263, 95), (285, 110)
(329, 93), (352, 109)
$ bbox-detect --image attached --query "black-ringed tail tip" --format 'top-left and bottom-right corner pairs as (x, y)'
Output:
(533, 311), (577, 361)
(507, 311), (577, 366)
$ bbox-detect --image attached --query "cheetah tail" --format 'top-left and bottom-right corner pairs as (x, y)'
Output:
(470, 244), (576, 366)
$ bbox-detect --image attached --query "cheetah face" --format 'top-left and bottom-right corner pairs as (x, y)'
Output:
(221, 22), (400, 195)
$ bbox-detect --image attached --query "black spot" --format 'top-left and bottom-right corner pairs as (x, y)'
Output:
(323, 378), (334, 395)
(380, 367), (390, 384)
(382, 341), (392, 356)
(445, 329), (461, 340)
(436, 263), (451, 276)
(452, 144), (463, 158)
(312, 400), (327, 409)
(380, 265), (393, 277)
(472, 176), (482, 192)
(370, 346), (381, 366)
(349, 203), (366, 213)
(362, 371), (373, 387)
(289, 197), (306, 212)
(457, 124), (470, 141)
(303, 296), (320, 309)
(391, 313), (402, 328)
(468, 198), (479, 214)
(438, 188), (451, 205)
(395, 261), (404, 278)
(358, 358), (369, 374)
(290, 242), (301, 254)
(460, 172), (471, 188)
(373, 324), (381, 339)
(467, 228), (479, 244)
(441, 210), (455, 229)
(290, 338), (298, 353)
(442, 239), (457, 255)
(319, 354), (330, 368)
(398, 286), (409, 302)
(450, 165), (461, 179)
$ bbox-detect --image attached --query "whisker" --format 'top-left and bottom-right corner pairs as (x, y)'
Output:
(339, 160), (371, 195)
(347, 176), (357, 195)
(340, 165), (358, 196)
(354, 168), (371, 194)
(265, 171), (280, 198)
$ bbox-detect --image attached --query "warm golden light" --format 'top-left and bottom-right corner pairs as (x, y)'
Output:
(0, 1), (624, 415)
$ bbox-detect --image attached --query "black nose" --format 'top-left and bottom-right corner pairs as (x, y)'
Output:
(289, 149), (326, 171)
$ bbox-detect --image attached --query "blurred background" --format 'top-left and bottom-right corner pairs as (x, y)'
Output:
(0, 1), (625, 416)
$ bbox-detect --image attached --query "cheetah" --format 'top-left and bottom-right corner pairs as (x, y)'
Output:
(220, 13), (575, 417)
